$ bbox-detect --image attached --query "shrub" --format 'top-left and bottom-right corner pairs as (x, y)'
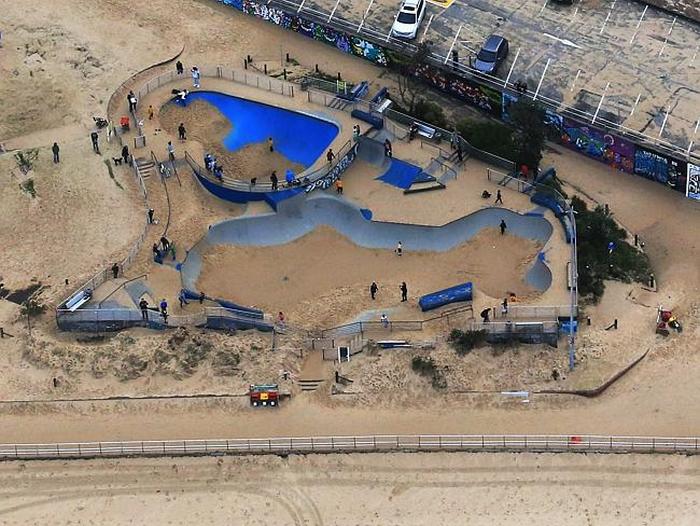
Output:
(448, 329), (487, 356)
(457, 119), (516, 161)
(411, 356), (447, 389)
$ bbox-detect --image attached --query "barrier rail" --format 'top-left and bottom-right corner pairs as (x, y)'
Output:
(1, 434), (698, 460)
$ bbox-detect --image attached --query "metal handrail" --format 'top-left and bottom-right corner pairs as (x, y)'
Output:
(1, 434), (698, 460)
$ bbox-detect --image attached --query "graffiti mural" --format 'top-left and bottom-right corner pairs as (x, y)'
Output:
(687, 163), (700, 200)
(633, 147), (687, 191)
(559, 119), (635, 174)
(413, 64), (501, 117)
(238, 0), (388, 66)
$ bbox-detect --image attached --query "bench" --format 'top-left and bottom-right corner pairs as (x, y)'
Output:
(65, 289), (92, 312)
(374, 98), (392, 114)
(416, 123), (439, 140)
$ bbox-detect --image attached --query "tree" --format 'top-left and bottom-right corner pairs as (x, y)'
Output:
(509, 99), (547, 172)
(387, 43), (431, 114)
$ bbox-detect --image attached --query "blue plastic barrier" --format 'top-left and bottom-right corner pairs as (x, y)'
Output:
(530, 192), (566, 217)
(370, 87), (388, 104)
(418, 282), (473, 311)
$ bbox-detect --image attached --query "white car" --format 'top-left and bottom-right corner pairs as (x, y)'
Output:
(391, 0), (427, 40)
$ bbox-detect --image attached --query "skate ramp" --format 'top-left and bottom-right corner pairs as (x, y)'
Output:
(180, 194), (554, 293)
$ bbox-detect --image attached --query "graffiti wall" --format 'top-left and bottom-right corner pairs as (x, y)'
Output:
(633, 147), (687, 192)
(415, 64), (502, 118)
(687, 163), (700, 200)
(238, 0), (389, 66)
(558, 119), (635, 174)
(502, 92), (563, 141)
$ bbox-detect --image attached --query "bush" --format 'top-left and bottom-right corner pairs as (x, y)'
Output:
(411, 356), (447, 389)
(457, 119), (516, 161)
(448, 329), (487, 356)
(572, 196), (652, 302)
(391, 98), (448, 130)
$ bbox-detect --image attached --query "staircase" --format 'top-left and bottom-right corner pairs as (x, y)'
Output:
(135, 157), (156, 178)
(298, 379), (325, 392)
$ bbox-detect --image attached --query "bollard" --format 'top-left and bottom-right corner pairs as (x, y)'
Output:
(337, 72), (341, 80)
(634, 234), (639, 246)
(613, 319), (618, 329)
(0, 327), (4, 338)
(264, 64), (267, 75)
(286, 52), (290, 62)
(247, 55), (252, 63)
(244, 58), (248, 70)
(283, 68), (287, 80)
(649, 273), (656, 289)
(315, 64), (319, 73)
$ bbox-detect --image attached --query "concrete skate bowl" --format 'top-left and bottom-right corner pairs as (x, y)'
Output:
(180, 194), (554, 310)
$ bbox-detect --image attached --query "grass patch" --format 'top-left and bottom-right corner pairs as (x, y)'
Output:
(20, 178), (37, 197)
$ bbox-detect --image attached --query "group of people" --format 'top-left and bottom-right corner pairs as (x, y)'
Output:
(152, 235), (176, 263)
(480, 293), (518, 323)
(204, 153), (224, 180)
(369, 281), (409, 303)
(139, 290), (207, 323)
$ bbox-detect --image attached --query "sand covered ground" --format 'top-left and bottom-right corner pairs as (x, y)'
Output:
(0, 0), (697, 451)
(196, 226), (542, 324)
(0, 452), (698, 525)
(159, 99), (305, 183)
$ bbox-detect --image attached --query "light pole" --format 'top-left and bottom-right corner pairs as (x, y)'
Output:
(568, 203), (579, 371)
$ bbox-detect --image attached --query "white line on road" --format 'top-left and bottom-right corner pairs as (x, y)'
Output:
(599, 11), (612, 35)
(570, 69), (582, 92)
(504, 47), (521, 88)
(533, 58), (551, 100)
(636, 5), (648, 29)
(420, 13), (435, 42)
(539, 0), (549, 15)
(543, 33), (582, 49)
(445, 24), (463, 65)
(658, 107), (670, 138)
(327, 0), (341, 22)
(591, 82), (610, 124)
(629, 92), (642, 116)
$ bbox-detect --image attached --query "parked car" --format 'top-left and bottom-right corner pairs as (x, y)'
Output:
(390, 0), (427, 40)
(473, 34), (509, 75)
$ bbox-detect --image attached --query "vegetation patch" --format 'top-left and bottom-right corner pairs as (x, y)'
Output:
(448, 329), (487, 356)
(411, 355), (447, 389)
(572, 196), (652, 302)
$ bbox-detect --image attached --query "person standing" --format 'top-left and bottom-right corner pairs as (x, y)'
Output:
(148, 208), (155, 224)
(501, 297), (509, 317)
(480, 307), (491, 323)
(500, 219), (507, 235)
(335, 178), (343, 195)
(160, 236), (170, 251)
(495, 190), (503, 204)
(148, 105), (155, 120)
(160, 299), (169, 324)
(139, 298), (149, 321)
(111, 262), (120, 279)
(51, 142), (60, 163)
(90, 131), (100, 154)
(167, 141), (175, 163)
(270, 170), (278, 190)
(178, 123), (187, 141)
(384, 139), (392, 158)
(370, 281), (378, 300)
(395, 241), (403, 256)
(127, 90), (137, 112)
(199, 291), (206, 304)
(268, 137), (274, 153)
(121, 145), (130, 165)
(400, 282), (408, 302)
(191, 66), (200, 88)
(450, 127), (459, 150)
(178, 290), (189, 308)
(380, 313), (389, 328)
(176, 60), (184, 75)
(326, 148), (335, 164)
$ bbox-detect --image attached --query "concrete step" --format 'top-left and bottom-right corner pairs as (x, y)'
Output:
(298, 379), (325, 392)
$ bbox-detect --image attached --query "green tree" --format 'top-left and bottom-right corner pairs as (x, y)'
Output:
(387, 43), (431, 114)
(509, 99), (547, 172)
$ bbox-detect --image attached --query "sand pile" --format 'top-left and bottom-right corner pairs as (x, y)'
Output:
(159, 99), (304, 182)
